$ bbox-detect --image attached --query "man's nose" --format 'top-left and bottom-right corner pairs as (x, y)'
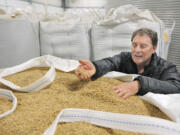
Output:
(134, 46), (141, 52)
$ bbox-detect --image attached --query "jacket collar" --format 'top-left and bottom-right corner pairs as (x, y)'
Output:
(145, 53), (157, 67)
(130, 52), (158, 74)
(144, 53), (158, 74)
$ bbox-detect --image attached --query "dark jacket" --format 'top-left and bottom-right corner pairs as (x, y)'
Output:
(91, 52), (180, 95)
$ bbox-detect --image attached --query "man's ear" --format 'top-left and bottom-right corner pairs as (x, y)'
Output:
(153, 45), (157, 53)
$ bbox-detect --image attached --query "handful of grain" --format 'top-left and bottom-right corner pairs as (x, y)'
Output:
(76, 68), (88, 76)
(76, 68), (90, 81)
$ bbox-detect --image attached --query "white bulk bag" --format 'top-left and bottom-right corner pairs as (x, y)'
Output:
(40, 22), (91, 60)
(64, 8), (106, 25)
(0, 0), (6, 11)
(0, 18), (40, 68)
(0, 55), (180, 135)
(160, 21), (175, 60)
(65, 0), (106, 8)
(32, 0), (62, 7)
(0, 55), (79, 118)
(91, 5), (169, 60)
(3, 0), (30, 13)
(0, 89), (17, 119)
(31, 3), (63, 16)
(91, 24), (133, 60)
(5, 0), (30, 9)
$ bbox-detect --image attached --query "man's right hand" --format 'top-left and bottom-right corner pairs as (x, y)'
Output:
(74, 60), (96, 81)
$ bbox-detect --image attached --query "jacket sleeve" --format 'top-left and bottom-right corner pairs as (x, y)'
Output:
(135, 65), (180, 95)
(91, 53), (126, 80)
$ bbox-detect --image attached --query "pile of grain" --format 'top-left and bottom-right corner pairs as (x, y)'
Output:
(0, 67), (170, 135)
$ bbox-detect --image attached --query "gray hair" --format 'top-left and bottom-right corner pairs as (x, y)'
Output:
(131, 28), (158, 47)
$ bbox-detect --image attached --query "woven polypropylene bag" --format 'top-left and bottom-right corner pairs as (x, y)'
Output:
(0, 18), (40, 68)
(40, 22), (91, 60)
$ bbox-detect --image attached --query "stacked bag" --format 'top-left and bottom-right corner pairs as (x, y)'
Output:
(0, 12), (40, 68)
(40, 23), (90, 60)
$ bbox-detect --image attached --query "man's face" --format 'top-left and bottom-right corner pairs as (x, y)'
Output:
(131, 34), (157, 66)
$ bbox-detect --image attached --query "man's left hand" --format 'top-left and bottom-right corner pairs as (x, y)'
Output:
(112, 81), (140, 99)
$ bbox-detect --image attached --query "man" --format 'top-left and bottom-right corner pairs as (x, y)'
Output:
(75, 28), (180, 99)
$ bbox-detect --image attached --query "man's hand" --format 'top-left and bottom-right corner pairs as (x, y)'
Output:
(74, 60), (96, 81)
(112, 81), (140, 99)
